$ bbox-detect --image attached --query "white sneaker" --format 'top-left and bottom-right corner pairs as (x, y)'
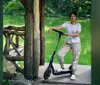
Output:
(70, 74), (76, 80)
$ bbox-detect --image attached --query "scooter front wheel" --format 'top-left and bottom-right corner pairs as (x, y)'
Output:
(43, 68), (51, 79)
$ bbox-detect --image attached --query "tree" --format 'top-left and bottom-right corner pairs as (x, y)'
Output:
(19, 0), (40, 79)
(3, 0), (24, 15)
(4, 0), (91, 17)
(39, 0), (45, 65)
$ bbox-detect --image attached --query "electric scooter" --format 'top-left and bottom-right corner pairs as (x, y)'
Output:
(43, 29), (72, 79)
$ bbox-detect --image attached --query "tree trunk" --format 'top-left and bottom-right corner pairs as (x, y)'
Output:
(24, 12), (34, 79)
(15, 35), (19, 48)
(33, 0), (40, 78)
(24, 0), (40, 79)
(40, 0), (45, 65)
(0, 0), (3, 84)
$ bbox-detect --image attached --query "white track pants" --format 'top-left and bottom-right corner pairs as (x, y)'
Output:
(57, 43), (81, 74)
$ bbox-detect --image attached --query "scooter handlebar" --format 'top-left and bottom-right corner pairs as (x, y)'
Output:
(52, 29), (64, 35)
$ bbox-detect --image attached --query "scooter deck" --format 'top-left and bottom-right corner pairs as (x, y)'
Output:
(52, 70), (71, 75)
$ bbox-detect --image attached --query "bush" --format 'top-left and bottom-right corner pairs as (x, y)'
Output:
(3, 0), (25, 15)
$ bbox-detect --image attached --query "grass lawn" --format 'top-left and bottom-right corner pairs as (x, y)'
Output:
(3, 15), (91, 66)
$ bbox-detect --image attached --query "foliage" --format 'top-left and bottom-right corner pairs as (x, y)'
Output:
(3, 0), (91, 17)
(3, 79), (11, 85)
(45, 0), (91, 17)
(78, 0), (91, 17)
(3, 0), (24, 15)
(45, 0), (75, 17)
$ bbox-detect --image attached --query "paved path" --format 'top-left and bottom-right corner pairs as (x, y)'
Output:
(38, 63), (91, 85)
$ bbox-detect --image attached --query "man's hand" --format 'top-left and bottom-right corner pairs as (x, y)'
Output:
(64, 32), (80, 37)
(64, 33), (70, 36)
(48, 25), (63, 34)
(48, 28), (53, 34)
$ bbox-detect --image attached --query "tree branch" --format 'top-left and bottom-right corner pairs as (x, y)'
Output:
(12, 61), (24, 74)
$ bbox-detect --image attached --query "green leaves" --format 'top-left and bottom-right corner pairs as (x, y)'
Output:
(3, 0), (91, 17)
(3, 0), (24, 15)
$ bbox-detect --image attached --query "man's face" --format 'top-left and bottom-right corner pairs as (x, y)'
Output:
(70, 14), (77, 22)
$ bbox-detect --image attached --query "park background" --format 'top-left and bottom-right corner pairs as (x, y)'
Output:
(3, 0), (91, 69)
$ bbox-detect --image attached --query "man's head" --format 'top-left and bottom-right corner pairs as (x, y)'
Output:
(70, 11), (77, 22)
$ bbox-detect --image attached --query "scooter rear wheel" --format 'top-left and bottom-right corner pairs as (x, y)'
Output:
(43, 68), (51, 79)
